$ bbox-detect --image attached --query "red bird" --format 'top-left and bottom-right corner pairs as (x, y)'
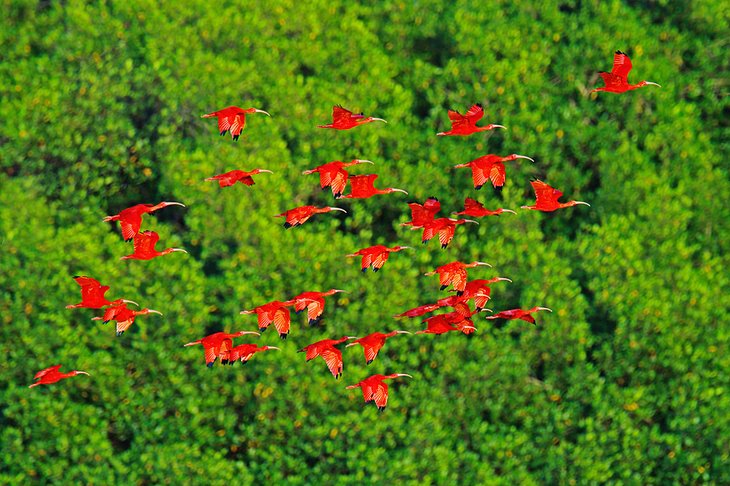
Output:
(460, 277), (512, 311)
(346, 245), (411, 272)
(421, 218), (478, 248)
(453, 198), (516, 218)
(184, 330), (261, 367)
(65, 276), (138, 309)
(201, 106), (271, 141)
(416, 312), (477, 335)
(29, 365), (89, 388)
(425, 261), (492, 294)
(454, 153), (534, 189)
(103, 201), (186, 241)
(291, 289), (347, 325)
(346, 373), (412, 411)
(395, 294), (488, 319)
(401, 197), (441, 229)
(521, 180), (590, 212)
(298, 336), (356, 379)
(92, 303), (162, 336)
(437, 103), (505, 136)
(346, 330), (412, 364)
(205, 169), (273, 187)
(340, 174), (408, 199)
(486, 306), (552, 325)
(317, 105), (386, 130)
(240, 299), (297, 339)
(592, 51), (660, 94)
(302, 159), (373, 198)
(226, 344), (280, 365)
(120, 230), (187, 260)
(275, 205), (347, 228)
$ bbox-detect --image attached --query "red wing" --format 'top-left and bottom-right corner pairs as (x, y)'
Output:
(301, 344), (319, 361)
(115, 318), (135, 335)
(361, 253), (373, 270)
(330, 170), (349, 196)
(439, 226), (456, 247)
(371, 381), (389, 409)
(218, 339), (233, 362)
(489, 163), (506, 188)
(120, 214), (142, 241)
(471, 166), (489, 189)
(519, 314), (537, 324)
(396, 303), (440, 318)
(359, 382), (375, 402)
(293, 297), (310, 313)
(371, 252), (389, 271)
(133, 231), (159, 255)
(257, 310), (274, 330)
(598, 71), (625, 89)
(349, 174), (377, 193)
(320, 348), (343, 378)
(452, 301), (472, 317)
(333, 105), (361, 124)
(239, 175), (255, 186)
(35, 364), (62, 379)
(451, 268), (468, 292)
(463, 198), (485, 213)
(421, 225), (436, 243)
(307, 300), (325, 322)
(272, 308), (291, 335)
(203, 345), (218, 366)
(464, 103), (484, 123)
(218, 115), (233, 134)
(100, 304), (126, 322)
(229, 114), (247, 137)
(74, 276), (103, 291)
(473, 294), (490, 310)
(363, 342), (382, 363)
(531, 180), (562, 206)
(611, 51), (633, 79)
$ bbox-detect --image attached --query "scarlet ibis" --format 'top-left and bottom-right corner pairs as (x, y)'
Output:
(421, 218), (478, 248)
(401, 197), (441, 229)
(416, 313), (476, 335)
(317, 105), (386, 130)
(453, 198), (516, 218)
(92, 303), (162, 336)
(346, 330), (412, 364)
(226, 344), (280, 364)
(65, 276), (138, 309)
(103, 201), (186, 241)
(340, 174), (408, 199)
(240, 300), (297, 339)
(302, 159), (373, 198)
(521, 180), (590, 212)
(486, 306), (552, 325)
(120, 230), (187, 260)
(592, 51), (660, 94)
(437, 103), (505, 136)
(460, 277), (512, 311)
(425, 261), (492, 295)
(454, 154), (533, 189)
(184, 331), (261, 368)
(29, 365), (89, 388)
(346, 245), (411, 272)
(275, 205), (346, 228)
(292, 289), (347, 325)
(346, 373), (412, 411)
(205, 169), (272, 187)
(201, 106), (270, 141)
(298, 336), (356, 379)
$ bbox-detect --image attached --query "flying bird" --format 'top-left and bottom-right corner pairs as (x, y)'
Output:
(275, 205), (347, 228)
(120, 231), (187, 260)
(92, 303), (162, 336)
(401, 197), (441, 229)
(521, 180), (590, 212)
(291, 289), (347, 325)
(346, 330), (412, 364)
(65, 276), (138, 309)
(346, 245), (411, 272)
(486, 306), (553, 325)
(421, 218), (478, 248)
(592, 51), (660, 94)
(226, 344), (280, 365)
(346, 373), (412, 411)
(416, 312), (477, 335)
(340, 174), (408, 199)
(437, 103), (505, 136)
(459, 277), (512, 311)
(240, 300), (298, 339)
(317, 105), (387, 130)
(184, 331), (261, 367)
(453, 198), (516, 218)
(201, 106), (271, 141)
(454, 154), (534, 189)
(298, 336), (356, 379)
(29, 365), (89, 388)
(425, 261), (492, 295)
(103, 202), (186, 241)
(205, 169), (272, 187)
(302, 159), (373, 199)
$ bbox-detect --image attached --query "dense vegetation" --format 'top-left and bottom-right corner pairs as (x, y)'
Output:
(1, 0), (728, 483)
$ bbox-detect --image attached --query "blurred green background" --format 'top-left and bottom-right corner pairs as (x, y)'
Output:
(1, 0), (728, 483)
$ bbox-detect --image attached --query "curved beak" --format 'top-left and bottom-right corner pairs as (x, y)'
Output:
(395, 330), (412, 335)
(333, 289), (348, 294)
(514, 155), (534, 162)
(122, 299), (139, 307)
(244, 331), (261, 336)
(497, 277), (512, 283)
(391, 188), (408, 194)
(91, 317), (103, 321)
(370, 118), (387, 123)
(574, 201), (591, 207)
(502, 209), (517, 214)
(257, 169), (273, 174)
(399, 246), (413, 250)
(171, 248), (188, 253)
(355, 159), (374, 165)
(491, 125), (506, 130)
(345, 336), (359, 340)
(478, 308), (494, 313)
(645, 82), (661, 87)
(239, 310), (254, 315)
(76, 371), (90, 376)
(453, 163), (469, 169)
(537, 307), (553, 312)
(464, 220), (479, 225)
(396, 373), (413, 378)
(475, 262), (492, 267)
(267, 347), (281, 351)
(255, 109), (271, 116)
(147, 309), (163, 316)
(520, 205), (531, 210)
(163, 201), (186, 208)
(328, 207), (347, 213)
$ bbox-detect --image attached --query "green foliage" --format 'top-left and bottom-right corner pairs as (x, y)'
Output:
(1, 0), (727, 484)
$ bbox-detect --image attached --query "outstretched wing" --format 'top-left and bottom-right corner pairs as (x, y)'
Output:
(229, 114), (247, 140)
(133, 231), (159, 255)
(272, 308), (291, 336)
(438, 225), (456, 248)
(34, 364), (62, 379)
(120, 214), (142, 241)
(489, 163), (506, 188)
(349, 174), (377, 194)
(320, 348), (343, 378)
(611, 50), (633, 79)
(370, 381), (390, 410)
(531, 180), (563, 206)
(371, 251), (389, 271)
(333, 105), (361, 124)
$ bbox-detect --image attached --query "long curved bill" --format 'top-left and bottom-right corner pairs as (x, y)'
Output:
(148, 310), (163, 316)
(171, 248), (188, 253)
(328, 207), (348, 213)
(164, 201), (187, 208)
(257, 169), (273, 174)
(475, 262), (492, 267)
(645, 82), (661, 87)
(574, 201), (591, 207)
(122, 299), (140, 307)
(255, 109), (271, 116)
(395, 373), (413, 378)
(391, 188), (408, 194)
(464, 220), (479, 225)
(370, 118), (387, 123)
(76, 371), (90, 376)
(514, 155), (534, 162)
(501, 209), (517, 214)
(537, 307), (553, 312)
(268, 347), (281, 351)
(491, 125), (506, 129)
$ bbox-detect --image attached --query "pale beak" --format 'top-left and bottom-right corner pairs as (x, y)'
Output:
(396, 374), (413, 378)
(574, 201), (591, 206)
(91, 317), (102, 321)
(454, 163), (469, 168)
(257, 169), (273, 174)
(491, 125), (506, 129)
(243, 331), (261, 336)
(395, 331), (412, 335)
(370, 118), (387, 123)
(475, 262), (492, 267)
(328, 207), (347, 213)
(122, 299), (139, 307)
(239, 310), (253, 314)
(255, 109), (271, 116)
(520, 205), (531, 209)
(334, 289), (349, 294)
(267, 347), (281, 351)
(76, 371), (90, 376)
(148, 310), (163, 316)
(163, 201), (186, 208)
(502, 209), (517, 214)
(355, 159), (374, 165)
(464, 220), (479, 225)
(514, 155), (534, 162)
(171, 248), (188, 253)
(399, 247), (413, 250)
(345, 336), (359, 340)
(478, 308), (494, 313)
(497, 278), (512, 283)
(537, 307), (553, 312)
(391, 188), (408, 194)
(645, 82), (661, 87)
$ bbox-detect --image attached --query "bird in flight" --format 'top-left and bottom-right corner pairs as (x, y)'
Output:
(346, 373), (412, 411)
(592, 51), (660, 94)
(201, 106), (270, 141)
(425, 261), (492, 295)
(459, 277), (512, 311)
(416, 312), (477, 335)
(521, 180), (590, 212)
(275, 205), (347, 228)
(347, 245), (411, 272)
(291, 289), (347, 326)
(225, 344), (280, 365)
(302, 159), (374, 199)
(454, 154), (534, 189)
(437, 103), (505, 136)
(65, 276), (138, 309)
(29, 365), (89, 388)
(92, 303), (162, 336)
(240, 299), (298, 339)
(184, 331), (261, 367)
(421, 218), (478, 248)
(346, 330), (412, 364)
(401, 197), (441, 229)
(205, 169), (272, 188)
(318, 105), (387, 130)
(340, 174), (408, 199)
(103, 201), (186, 241)
(453, 198), (516, 218)
(486, 306), (553, 325)
(120, 230), (187, 260)
(299, 336), (357, 379)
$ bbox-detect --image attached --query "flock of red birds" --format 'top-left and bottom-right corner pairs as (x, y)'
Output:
(32, 51), (658, 411)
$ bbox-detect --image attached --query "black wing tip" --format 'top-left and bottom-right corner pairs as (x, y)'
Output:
(279, 333), (288, 340)
(206, 362), (214, 368)
(475, 102), (483, 108)
(615, 50), (626, 55)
